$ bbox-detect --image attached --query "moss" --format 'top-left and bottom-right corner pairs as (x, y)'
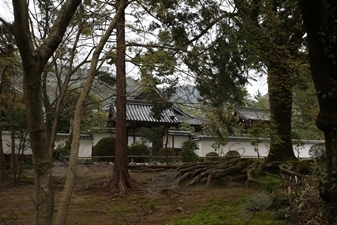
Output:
(168, 197), (288, 225)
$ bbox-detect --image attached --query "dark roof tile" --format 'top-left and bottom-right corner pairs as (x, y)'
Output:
(235, 107), (270, 121)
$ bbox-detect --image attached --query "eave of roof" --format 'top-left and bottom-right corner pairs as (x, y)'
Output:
(235, 107), (270, 121)
(110, 100), (180, 124)
(57, 133), (93, 140)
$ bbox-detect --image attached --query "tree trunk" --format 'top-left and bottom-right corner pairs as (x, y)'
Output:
(110, 0), (138, 194)
(23, 63), (55, 225)
(54, 2), (128, 224)
(266, 62), (296, 162)
(299, 0), (337, 223)
(9, 0), (82, 224)
(0, 128), (7, 183)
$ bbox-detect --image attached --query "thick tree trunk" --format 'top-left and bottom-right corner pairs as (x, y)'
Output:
(299, 0), (337, 223)
(9, 0), (82, 224)
(266, 63), (296, 162)
(110, 0), (139, 194)
(24, 64), (55, 225)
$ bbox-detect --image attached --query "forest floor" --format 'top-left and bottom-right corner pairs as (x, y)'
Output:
(0, 162), (324, 225)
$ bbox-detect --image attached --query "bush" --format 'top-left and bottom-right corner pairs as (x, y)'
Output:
(92, 137), (116, 162)
(158, 147), (175, 163)
(225, 150), (241, 159)
(159, 147), (175, 156)
(205, 151), (219, 162)
(291, 131), (301, 139)
(53, 144), (70, 162)
(129, 142), (151, 163)
(180, 140), (199, 162)
(309, 143), (326, 161)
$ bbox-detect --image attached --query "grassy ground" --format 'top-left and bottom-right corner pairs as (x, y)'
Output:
(0, 163), (324, 225)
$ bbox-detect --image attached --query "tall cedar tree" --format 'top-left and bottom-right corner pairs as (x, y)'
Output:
(299, 0), (337, 223)
(109, 0), (141, 194)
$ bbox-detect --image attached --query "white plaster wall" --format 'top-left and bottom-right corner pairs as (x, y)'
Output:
(193, 137), (324, 159)
(164, 135), (190, 149)
(174, 136), (190, 148)
(78, 139), (93, 158)
(4, 129), (325, 160)
(128, 136), (143, 146)
(92, 133), (113, 146)
(2, 131), (32, 155)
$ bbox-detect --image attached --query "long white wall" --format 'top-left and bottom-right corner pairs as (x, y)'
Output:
(4, 130), (324, 160)
(193, 136), (324, 159)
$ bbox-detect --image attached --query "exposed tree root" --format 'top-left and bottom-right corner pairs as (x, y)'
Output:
(99, 169), (148, 195)
(169, 158), (312, 187)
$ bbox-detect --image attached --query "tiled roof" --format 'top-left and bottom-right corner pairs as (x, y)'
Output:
(172, 107), (208, 126)
(110, 100), (180, 124)
(108, 84), (208, 128)
(108, 100), (208, 127)
(57, 133), (93, 140)
(235, 107), (270, 121)
(126, 84), (162, 101)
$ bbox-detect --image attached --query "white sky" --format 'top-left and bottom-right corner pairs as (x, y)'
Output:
(247, 75), (268, 97)
(0, 1), (268, 97)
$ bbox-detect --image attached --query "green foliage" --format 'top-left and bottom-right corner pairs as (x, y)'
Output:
(246, 91), (269, 109)
(169, 196), (288, 225)
(129, 141), (150, 163)
(180, 140), (199, 162)
(58, 90), (107, 133)
(257, 174), (285, 193)
(158, 147), (175, 163)
(291, 131), (301, 139)
(225, 150), (241, 159)
(53, 144), (70, 162)
(244, 192), (274, 212)
(292, 70), (322, 140)
(140, 126), (164, 155)
(179, 122), (194, 132)
(292, 139), (304, 159)
(92, 137), (116, 162)
(158, 147), (175, 156)
(309, 143), (326, 161)
(205, 151), (219, 162)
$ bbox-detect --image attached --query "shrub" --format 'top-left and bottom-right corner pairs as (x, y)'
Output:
(92, 137), (116, 162)
(53, 144), (70, 162)
(205, 151), (219, 162)
(158, 147), (175, 163)
(291, 131), (301, 139)
(225, 150), (241, 159)
(180, 140), (199, 162)
(129, 141), (151, 163)
(309, 143), (326, 161)
(159, 147), (175, 156)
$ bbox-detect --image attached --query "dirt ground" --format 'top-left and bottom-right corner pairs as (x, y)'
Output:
(0, 163), (262, 225)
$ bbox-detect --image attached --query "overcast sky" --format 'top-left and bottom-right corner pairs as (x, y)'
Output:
(0, 1), (268, 97)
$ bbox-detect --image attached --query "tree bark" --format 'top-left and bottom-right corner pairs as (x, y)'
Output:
(110, 0), (139, 194)
(9, 1), (82, 224)
(266, 62), (296, 162)
(234, 0), (300, 162)
(299, 0), (337, 223)
(54, 2), (128, 224)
